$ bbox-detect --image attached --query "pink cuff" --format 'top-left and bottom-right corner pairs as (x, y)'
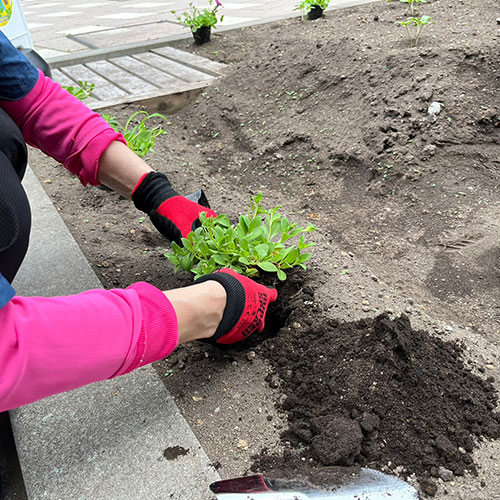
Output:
(0, 70), (126, 186)
(120, 282), (179, 375)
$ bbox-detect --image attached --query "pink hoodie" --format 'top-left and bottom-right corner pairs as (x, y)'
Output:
(0, 283), (179, 412)
(0, 72), (179, 412)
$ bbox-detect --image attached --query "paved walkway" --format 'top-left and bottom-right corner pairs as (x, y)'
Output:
(23, 0), (363, 59)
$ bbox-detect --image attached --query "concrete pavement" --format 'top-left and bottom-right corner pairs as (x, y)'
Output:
(23, 0), (372, 60)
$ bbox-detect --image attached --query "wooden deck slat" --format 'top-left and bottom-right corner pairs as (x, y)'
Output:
(133, 52), (214, 83)
(60, 64), (128, 100)
(89, 81), (209, 115)
(55, 45), (222, 111)
(52, 68), (99, 107)
(51, 68), (77, 87)
(152, 46), (226, 76)
(86, 60), (159, 95)
(109, 55), (184, 89)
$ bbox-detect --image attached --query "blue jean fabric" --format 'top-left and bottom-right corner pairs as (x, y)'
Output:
(0, 31), (38, 101)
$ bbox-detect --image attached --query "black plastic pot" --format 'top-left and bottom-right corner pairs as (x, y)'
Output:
(193, 26), (211, 45)
(307, 5), (324, 20)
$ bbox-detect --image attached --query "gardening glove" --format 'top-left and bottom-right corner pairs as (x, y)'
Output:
(131, 171), (217, 244)
(196, 268), (278, 344)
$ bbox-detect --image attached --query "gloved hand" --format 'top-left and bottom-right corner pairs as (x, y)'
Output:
(196, 268), (278, 344)
(131, 171), (217, 244)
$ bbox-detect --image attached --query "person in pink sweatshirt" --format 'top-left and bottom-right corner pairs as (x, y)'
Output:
(0, 32), (277, 413)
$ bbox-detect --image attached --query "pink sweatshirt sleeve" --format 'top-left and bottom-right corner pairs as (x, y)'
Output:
(0, 283), (178, 412)
(0, 70), (126, 186)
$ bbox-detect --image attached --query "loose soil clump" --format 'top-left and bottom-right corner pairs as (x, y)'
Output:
(256, 284), (500, 483)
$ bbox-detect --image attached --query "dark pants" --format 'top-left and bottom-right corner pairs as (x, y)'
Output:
(0, 108), (31, 283)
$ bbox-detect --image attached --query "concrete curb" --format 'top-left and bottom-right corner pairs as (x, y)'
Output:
(12, 168), (219, 500)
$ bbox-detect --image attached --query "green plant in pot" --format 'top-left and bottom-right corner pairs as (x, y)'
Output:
(165, 193), (316, 282)
(295, 0), (330, 20)
(172, 0), (224, 45)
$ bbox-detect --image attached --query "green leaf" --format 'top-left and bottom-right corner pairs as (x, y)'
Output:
(255, 243), (270, 258)
(248, 216), (262, 233)
(277, 269), (287, 281)
(213, 254), (229, 265)
(258, 262), (278, 273)
(286, 248), (299, 264)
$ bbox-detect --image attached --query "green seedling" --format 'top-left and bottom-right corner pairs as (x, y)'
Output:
(172, 0), (223, 32)
(62, 80), (95, 101)
(399, 15), (432, 46)
(102, 111), (167, 158)
(166, 193), (316, 281)
(295, 0), (330, 17)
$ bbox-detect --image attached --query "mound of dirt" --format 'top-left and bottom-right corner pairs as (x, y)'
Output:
(255, 286), (500, 484)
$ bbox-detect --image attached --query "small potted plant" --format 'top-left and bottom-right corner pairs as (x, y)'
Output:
(295, 0), (330, 20)
(172, 0), (224, 45)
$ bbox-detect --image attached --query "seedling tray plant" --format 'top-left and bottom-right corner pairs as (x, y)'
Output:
(166, 193), (316, 281)
(172, 0), (224, 45)
(295, 0), (330, 20)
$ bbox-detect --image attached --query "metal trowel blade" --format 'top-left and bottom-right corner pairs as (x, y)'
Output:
(186, 188), (210, 208)
(210, 468), (419, 499)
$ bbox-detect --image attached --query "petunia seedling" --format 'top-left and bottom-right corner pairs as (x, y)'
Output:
(102, 111), (167, 158)
(165, 193), (316, 281)
(398, 15), (432, 46)
(62, 80), (95, 101)
(294, 0), (330, 19)
(172, 0), (223, 32)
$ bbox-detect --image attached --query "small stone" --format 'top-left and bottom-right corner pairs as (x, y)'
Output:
(438, 466), (454, 482)
(292, 322), (302, 329)
(237, 439), (249, 451)
(101, 261), (110, 268)
(428, 101), (443, 116)
(247, 351), (256, 361)
(419, 478), (437, 496)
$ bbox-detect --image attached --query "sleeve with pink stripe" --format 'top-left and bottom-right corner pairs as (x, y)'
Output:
(0, 70), (126, 186)
(0, 284), (179, 412)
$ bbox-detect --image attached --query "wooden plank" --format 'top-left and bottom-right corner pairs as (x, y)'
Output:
(52, 69), (99, 107)
(86, 60), (159, 95)
(89, 81), (209, 115)
(60, 64), (128, 100)
(152, 46), (226, 76)
(109, 55), (184, 89)
(134, 52), (214, 83)
(51, 68), (77, 87)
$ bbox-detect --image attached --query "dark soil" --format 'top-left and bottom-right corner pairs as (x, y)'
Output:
(28, 0), (500, 497)
(257, 295), (500, 480)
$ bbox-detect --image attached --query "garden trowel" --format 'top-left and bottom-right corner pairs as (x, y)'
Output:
(210, 467), (419, 499)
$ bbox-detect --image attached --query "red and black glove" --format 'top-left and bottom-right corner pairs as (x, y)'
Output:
(131, 172), (217, 244)
(196, 268), (278, 344)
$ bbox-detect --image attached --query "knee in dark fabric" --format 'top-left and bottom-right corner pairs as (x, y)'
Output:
(0, 150), (31, 283)
(0, 108), (28, 180)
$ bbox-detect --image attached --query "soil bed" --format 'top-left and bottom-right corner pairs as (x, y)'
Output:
(28, 0), (500, 498)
